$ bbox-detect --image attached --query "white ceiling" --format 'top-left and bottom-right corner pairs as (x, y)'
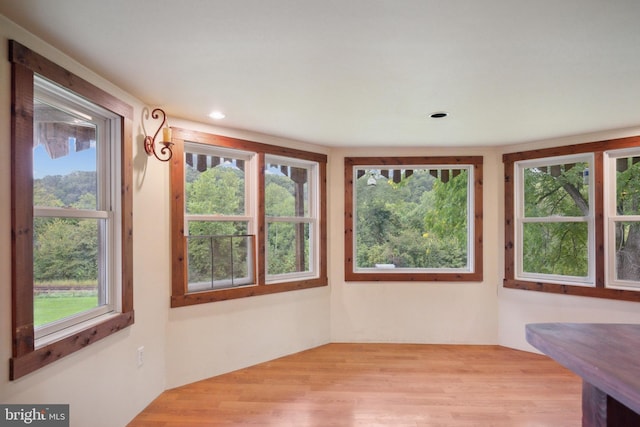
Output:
(2, 0), (640, 147)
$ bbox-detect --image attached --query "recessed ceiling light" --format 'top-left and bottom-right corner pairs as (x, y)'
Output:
(209, 111), (226, 120)
(430, 112), (448, 118)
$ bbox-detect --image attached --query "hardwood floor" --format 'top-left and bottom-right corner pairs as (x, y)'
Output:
(128, 344), (581, 427)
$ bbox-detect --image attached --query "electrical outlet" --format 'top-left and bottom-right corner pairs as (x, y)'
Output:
(137, 346), (144, 368)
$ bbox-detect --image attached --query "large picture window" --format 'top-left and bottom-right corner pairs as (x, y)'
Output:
(344, 156), (483, 282)
(503, 136), (640, 301)
(9, 41), (134, 379)
(170, 130), (327, 306)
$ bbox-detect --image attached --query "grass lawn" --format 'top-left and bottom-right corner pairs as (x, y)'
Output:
(34, 295), (98, 327)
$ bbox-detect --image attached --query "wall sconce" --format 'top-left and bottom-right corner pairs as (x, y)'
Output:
(143, 108), (173, 162)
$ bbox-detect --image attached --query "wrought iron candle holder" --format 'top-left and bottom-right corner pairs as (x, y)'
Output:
(143, 108), (173, 162)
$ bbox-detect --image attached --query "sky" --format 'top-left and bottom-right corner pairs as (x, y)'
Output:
(33, 139), (96, 179)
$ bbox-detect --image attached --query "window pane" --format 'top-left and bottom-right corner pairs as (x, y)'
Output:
(33, 217), (102, 327)
(355, 168), (468, 269)
(187, 220), (248, 237)
(522, 222), (588, 277)
(185, 151), (245, 215)
(187, 221), (252, 291)
(615, 156), (640, 216)
(33, 99), (98, 209)
(187, 234), (254, 292)
(265, 163), (309, 217)
(267, 222), (310, 275)
(523, 162), (589, 217)
(614, 221), (640, 282)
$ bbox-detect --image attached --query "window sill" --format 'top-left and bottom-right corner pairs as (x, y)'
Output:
(171, 278), (328, 307)
(10, 311), (134, 380)
(503, 279), (640, 302)
(35, 311), (121, 349)
(346, 271), (483, 282)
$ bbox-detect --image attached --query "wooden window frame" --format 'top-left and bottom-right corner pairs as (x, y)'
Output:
(344, 156), (484, 282)
(170, 128), (327, 307)
(503, 135), (640, 302)
(9, 40), (134, 380)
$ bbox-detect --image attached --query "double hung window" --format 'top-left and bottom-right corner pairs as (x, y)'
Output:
(9, 41), (134, 379)
(514, 154), (595, 285)
(32, 76), (121, 339)
(184, 144), (255, 292)
(265, 156), (319, 282)
(605, 148), (640, 289)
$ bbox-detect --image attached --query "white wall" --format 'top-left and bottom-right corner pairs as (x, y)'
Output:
(329, 147), (501, 345)
(497, 128), (640, 352)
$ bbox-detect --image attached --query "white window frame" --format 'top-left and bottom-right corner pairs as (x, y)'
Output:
(514, 153), (596, 287)
(351, 164), (475, 274)
(264, 155), (320, 283)
(604, 147), (640, 290)
(33, 76), (122, 345)
(183, 143), (257, 292)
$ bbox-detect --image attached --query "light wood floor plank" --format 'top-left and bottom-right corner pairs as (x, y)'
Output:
(128, 344), (581, 426)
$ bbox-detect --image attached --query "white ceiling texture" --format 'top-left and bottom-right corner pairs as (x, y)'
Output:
(2, 0), (640, 147)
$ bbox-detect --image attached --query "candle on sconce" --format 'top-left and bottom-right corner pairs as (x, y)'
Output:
(162, 127), (172, 143)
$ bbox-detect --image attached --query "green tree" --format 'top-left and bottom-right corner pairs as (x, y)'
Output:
(355, 169), (468, 269)
(422, 172), (468, 268)
(38, 171), (97, 206)
(186, 167), (244, 215)
(615, 159), (640, 280)
(34, 218), (98, 282)
(33, 173), (99, 284)
(185, 166), (251, 284)
(265, 182), (297, 274)
(521, 163), (589, 276)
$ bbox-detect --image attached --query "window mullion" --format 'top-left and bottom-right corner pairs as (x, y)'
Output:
(257, 152), (266, 285)
(593, 151), (605, 288)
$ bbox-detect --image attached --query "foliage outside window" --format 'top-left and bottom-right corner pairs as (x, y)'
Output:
(503, 136), (640, 301)
(265, 156), (319, 282)
(184, 145), (255, 292)
(607, 149), (640, 288)
(171, 129), (327, 306)
(344, 156), (483, 282)
(516, 155), (595, 285)
(9, 41), (134, 380)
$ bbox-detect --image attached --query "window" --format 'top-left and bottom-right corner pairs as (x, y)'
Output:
(170, 129), (327, 306)
(184, 145), (255, 292)
(344, 156), (483, 281)
(265, 156), (319, 282)
(515, 154), (595, 285)
(9, 41), (134, 380)
(503, 136), (640, 301)
(605, 148), (640, 289)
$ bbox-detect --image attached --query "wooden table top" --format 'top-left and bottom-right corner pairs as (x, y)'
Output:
(526, 323), (640, 414)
